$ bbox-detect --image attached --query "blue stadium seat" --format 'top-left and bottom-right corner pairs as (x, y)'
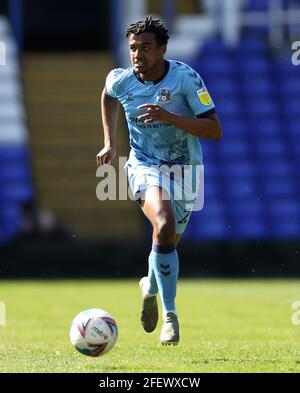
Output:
(269, 202), (300, 236)
(190, 36), (299, 241)
(268, 199), (300, 217)
(282, 98), (300, 116)
(218, 140), (250, 160)
(267, 199), (300, 238)
(201, 39), (228, 55)
(0, 199), (21, 242)
(222, 161), (256, 178)
(241, 76), (274, 96)
(2, 183), (33, 202)
(254, 138), (286, 158)
(0, 163), (30, 182)
(290, 141), (300, 159)
(204, 181), (220, 199)
(216, 99), (242, 117)
(238, 57), (270, 75)
(195, 217), (228, 240)
(232, 217), (267, 239)
(271, 219), (300, 238)
(209, 79), (238, 97)
(201, 200), (225, 217)
(0, 147), (33, 204)
(0, 146), (29, 162)
(201, 162), (219, 178)
(243, 97), (278, 117)
(220, 118), (250, 137)
(258, 160), (293, 177)
(246, 0), (269, 10)
(230, 200), (264, 216)
(245, 25), (269, 35)
(202, 150), (217, 162)
(184, 201), (228, 240)
(2, 200), (20, 221)
(250, 117), (282, 136)
(275, 57), (299, 77)
(198, 55), (236, 75)
(286, 117), (300, 137)
(225, 179), (258, 198)
(246, 1), (292, 14)
(278, 77), (300, 95)
(236, 35), (269, 54)
(262, 177), (297, 198)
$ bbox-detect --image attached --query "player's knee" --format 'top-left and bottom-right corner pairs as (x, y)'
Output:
(155, 216), (176, 244)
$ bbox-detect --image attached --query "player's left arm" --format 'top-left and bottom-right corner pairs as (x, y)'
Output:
(137, 104), (222, 141)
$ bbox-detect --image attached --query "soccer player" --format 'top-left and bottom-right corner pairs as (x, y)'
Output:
(97, 16), (222, 345)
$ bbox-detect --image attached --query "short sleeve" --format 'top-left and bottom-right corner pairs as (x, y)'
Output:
(105, 68), (125, 99)
(183, 69), (216, 117)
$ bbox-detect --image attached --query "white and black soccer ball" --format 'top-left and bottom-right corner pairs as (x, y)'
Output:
(70, 308), (118, 357)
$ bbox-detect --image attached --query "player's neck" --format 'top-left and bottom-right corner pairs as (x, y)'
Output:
(138, 60), (167, 83)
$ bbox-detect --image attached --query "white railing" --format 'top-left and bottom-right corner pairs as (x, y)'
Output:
(115, 0), (300, 64)
(213, 0), (300, 47)
(0, 15), (28, 146)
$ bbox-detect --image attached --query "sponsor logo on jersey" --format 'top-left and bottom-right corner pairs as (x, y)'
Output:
(157, 88), (172, 104)
(197, 87), (212, 106)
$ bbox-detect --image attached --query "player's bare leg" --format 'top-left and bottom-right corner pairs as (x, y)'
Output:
(138, 186), (174, 334)
(140, 186), (180, 345)
(141, 186), (176, 244)
(175, 234), (181, 247)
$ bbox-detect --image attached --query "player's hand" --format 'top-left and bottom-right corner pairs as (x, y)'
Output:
(96, 145), (116, 167)
(137, 104), (172, 123)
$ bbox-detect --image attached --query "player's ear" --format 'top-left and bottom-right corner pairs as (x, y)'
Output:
(160, 44), (167, 55)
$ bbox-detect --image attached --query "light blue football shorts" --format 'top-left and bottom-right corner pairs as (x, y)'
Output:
(125, 157), (203, 234)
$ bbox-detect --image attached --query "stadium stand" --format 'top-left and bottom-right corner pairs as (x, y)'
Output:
(1, 1), (299, 248)
(0, 0), (299, 278)
(0, 15), (34, 244)
(23, 53), (142, 241)
(185, 28), (300, 241)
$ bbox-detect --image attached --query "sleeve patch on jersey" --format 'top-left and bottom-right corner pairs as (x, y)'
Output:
(197, 87), (212, 106)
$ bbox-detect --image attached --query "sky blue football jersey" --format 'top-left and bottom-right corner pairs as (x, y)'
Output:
(105, 60), (216, 166)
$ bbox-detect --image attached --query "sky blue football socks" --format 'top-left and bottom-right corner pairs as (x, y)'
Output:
(149, 243), (179, 316)
(147, 250), (159, 296)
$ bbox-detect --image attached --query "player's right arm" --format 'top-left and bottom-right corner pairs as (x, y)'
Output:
(96, 88), (119, 167)
(97, 68), (126, 167)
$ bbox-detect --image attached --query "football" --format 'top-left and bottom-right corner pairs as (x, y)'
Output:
(70, 308), (118, 357)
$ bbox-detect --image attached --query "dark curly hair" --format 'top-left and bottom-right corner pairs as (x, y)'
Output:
(125, 15), (169, 46)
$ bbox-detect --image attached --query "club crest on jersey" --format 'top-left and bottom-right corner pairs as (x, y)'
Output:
(125, 92), (134, 101)
(157, 88), (172, 104)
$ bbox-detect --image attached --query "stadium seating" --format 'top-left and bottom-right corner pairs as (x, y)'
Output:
(22, 53), (142, 241)
(1, 10), (299, 244)
(0, 17), (34, 244)
(185, 31), (300, 241)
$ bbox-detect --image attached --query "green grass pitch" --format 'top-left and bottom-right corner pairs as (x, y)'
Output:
(0, 279), (300, 372)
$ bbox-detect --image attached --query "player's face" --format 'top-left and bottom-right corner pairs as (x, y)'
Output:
(128, 33), (166, 76)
